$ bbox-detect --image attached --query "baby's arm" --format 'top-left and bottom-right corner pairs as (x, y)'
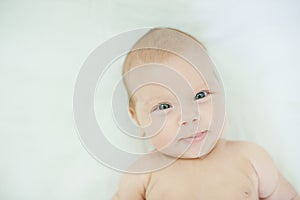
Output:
(112, 173), (149, 200)
(244, 142), (299, 200)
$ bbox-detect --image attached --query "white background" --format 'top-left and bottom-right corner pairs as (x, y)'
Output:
(1, 0), (300, 199)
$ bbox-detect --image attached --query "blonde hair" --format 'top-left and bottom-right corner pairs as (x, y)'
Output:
(122, 27), (207, 110)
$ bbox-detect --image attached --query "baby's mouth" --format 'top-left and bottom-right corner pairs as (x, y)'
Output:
(180, 130), (208, 144)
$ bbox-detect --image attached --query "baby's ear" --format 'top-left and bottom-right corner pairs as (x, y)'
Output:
(128, 107), (140, 126)
(129, 107), (145, 137)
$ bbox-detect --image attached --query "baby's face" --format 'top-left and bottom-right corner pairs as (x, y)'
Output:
(126, 56), (222, 159)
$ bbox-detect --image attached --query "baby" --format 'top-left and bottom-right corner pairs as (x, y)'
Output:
(112, 27), (299, 200)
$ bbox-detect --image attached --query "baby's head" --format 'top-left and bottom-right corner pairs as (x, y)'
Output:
(122, 27), (226, 159)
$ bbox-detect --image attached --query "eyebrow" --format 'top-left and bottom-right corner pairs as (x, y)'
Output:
(143, 95), (173, 106)
(142, 83), (209, 106)
(195, 83), (209, 91)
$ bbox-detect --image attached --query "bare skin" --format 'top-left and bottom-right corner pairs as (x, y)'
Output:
(113, 28), (299, 200)
(112, 139), (299, 200)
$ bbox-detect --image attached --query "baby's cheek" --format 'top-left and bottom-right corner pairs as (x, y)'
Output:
(138, 112), (152, 127)
(147, 110), (179, 149)
(150, 127), (178, 150)
(150, 133), (170, 150)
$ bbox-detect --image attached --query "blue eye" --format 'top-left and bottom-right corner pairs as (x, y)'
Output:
(158, 103), (171, 110)
(195, 91), (209, 100)
(152, 103), (172, 112)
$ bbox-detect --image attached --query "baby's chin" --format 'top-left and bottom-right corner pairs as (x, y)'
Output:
(156, 145), (213, 160)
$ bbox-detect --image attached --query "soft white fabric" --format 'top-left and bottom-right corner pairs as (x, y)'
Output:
(0, 0), (299, 199)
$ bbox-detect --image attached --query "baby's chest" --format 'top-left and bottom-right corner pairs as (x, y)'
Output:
(145, 161), (258, 200)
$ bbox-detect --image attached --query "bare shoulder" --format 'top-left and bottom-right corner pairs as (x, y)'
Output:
(222, 140), (277, 175)
(119, 171), (150, 189)
(223, 140), (278, 195)
(114, 150), (185, 199)
(113, 154), (156, 200)
(222, 139), (299, 199)
(122, 153), (155, 186)
(113, 171), (150, 200)
(221, 139), (271, 158)
(222, 139), (264, 151)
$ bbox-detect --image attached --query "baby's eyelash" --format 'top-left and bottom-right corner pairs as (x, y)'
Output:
(194, 90), (212, 100)
(152, 102), (172, 112)
(150, 90), (213, 112)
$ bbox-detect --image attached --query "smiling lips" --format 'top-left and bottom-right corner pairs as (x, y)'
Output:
(180, 130), (208, 144)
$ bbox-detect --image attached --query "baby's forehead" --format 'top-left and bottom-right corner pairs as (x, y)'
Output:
(127, 56), (208, 85)
(125, 62), (210, 100)
(123, 47), (220, 99)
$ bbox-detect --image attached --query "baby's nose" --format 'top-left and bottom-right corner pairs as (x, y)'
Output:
(179, 109), (200, 126)
(180, 117), (199, 126)
(181, 118), (198, 126)
(178, 100), (200, 126)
